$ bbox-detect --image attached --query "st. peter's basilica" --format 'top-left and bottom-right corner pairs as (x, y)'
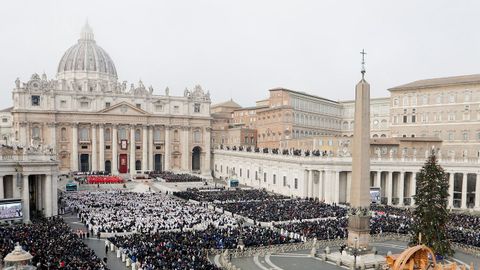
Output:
(10, 22), (212, 176)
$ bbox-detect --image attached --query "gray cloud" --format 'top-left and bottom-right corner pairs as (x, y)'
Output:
(1, 0), (479, 109)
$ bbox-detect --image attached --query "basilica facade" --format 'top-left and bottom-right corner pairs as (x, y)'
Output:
(10, 23), (212, 176)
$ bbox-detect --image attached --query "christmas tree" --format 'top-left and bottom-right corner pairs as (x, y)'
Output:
(410, 150), (453, 257)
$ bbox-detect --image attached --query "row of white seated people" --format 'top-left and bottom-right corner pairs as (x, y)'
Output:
(0, 216), (107, 270)
(72, 170), (110, 176)
(173, 188), (289, 203)
(148, 171), (204, 182)
(63, 191), (237, 234)
(219, 145), (331, 157)
(108, 225), (299, 270)
(219, 199), (347, 222)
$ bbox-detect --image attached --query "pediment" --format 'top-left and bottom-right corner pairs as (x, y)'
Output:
(98, 102), (149, 115)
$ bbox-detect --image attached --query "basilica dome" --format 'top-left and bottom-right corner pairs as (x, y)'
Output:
(57, 22), (117, 81)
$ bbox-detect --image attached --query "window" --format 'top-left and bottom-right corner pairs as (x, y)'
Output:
(436, 95), (442, 104)
(463, 132), (469, 141)
(2, 118), (7, 123)
(393, 98), (399, 106)
(61, 128), (67, 141)
(247, 170), (250, 179)
(194, 130), (201, 143)
(79, 127), (89, 141)
(273, 174), (276, 184)
(173, 105), (179, 113)
(136, 104), (141, 109)
(118, 128), (127, 140)
(239, 169), (242, 177)
(31, 95), (40, 106)
(105, 102), (111, 108)
(154, 129), (161, 141)
(403, 115), (408, 123)
(155, 105), (163, 112)
(422, 95), (428, 105)
(448, 132), (454, 141)
(60, 100), (67, 108)
(194, 103), (201, 113)
(32, 127), (40, 139)
(264, 172), (267, 182)
(135, 129), (141, 142)
(174, 130), (179, 141)
(104, 128), (111, 141)
(105, 145), (111, 150)
(80, 101), (89, 108)
(135, 160), (141, 171)
(449, 94), (455, 103)
(294, 178), (298, 189)
(283, 176), (287, 187)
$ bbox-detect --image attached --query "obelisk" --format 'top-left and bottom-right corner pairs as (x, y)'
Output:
(347, 49), (371, 250)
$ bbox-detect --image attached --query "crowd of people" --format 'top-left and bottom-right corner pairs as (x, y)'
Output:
(149, 171), (204, 182)
(0, 217), (106, 269)
(221, 199), (347, 222)
(218, 145), (333, 157)
(63, 191), (237, 234)
(86, 175), (124, 184)
(174, 188), (288, 203)
(108, 224), (299, 270)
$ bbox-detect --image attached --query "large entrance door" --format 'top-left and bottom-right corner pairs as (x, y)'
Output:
(119, 154), (128, 173)
(192, 147), (201, 171)
(105, 160), (112, 174)
(80, 154), (90, 172)
(154, 154), (162, 172)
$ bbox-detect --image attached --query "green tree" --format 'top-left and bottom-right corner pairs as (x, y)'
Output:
(410, 151), (453, 257)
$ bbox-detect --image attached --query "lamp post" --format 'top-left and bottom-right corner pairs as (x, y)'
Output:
(352, 237), (359, 270)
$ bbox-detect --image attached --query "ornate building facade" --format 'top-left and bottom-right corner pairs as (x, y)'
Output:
(10, 23), (212, 176)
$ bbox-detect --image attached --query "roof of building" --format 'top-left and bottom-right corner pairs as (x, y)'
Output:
(211, 99), (242, 109)
(233, 105), (268, 111)
(57, 22), (117, 80)
(389, 74), (480, 91)
(269, 87), (338, 104)
(0, 107), (13, 112)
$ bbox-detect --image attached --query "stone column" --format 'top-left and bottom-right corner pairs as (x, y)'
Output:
(308, 170), (314, 198)
(0, 175), (4, 199)
(91, 124), (98, 171)
(333, 170), (340, 204)
(346, 171), (352, 203)
(71, 123), (78, 171)
(203, 127), (212, 176)
(45, 174), (52, 217)
(386, 171), (393, 205)
(375, 171), (381, 187)
(410, 172), (417, 206)
(99, 124), (105, 171)
(22, 174), (30, 223)
(142, 125), (148, 172)
(182, 127), (189, 171)
(112, 124), (118, 175)
(318, 170), (324, 201)
(475, 173), (480, 209)
(148, 126), (154, 170)
(51, 173), (58, 215)
(461, 173), (467, 209)
(398, 171), (405, 206)
(448, 172), (454, 208)
(164, 126), (171, 171)
(36, 176), (42, 212)
(49, 123), (56, 151)
(130, 126), (136, 174)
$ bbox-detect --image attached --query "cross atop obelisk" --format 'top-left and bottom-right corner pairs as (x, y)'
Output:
(347, 49), (371, 250)
(360, 49), (367, 79)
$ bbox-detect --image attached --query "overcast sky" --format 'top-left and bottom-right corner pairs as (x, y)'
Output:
(1, 0), (479, 109)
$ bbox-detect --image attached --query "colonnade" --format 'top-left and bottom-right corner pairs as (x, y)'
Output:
(66, 123), (211, 175)
(0, 173), (57, 223)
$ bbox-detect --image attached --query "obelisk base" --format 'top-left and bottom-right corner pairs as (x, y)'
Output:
(347, 216), (371, 250)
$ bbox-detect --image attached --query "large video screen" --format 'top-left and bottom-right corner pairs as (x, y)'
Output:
(370, 188), (381, 204)
(0, 200), (23, 220)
